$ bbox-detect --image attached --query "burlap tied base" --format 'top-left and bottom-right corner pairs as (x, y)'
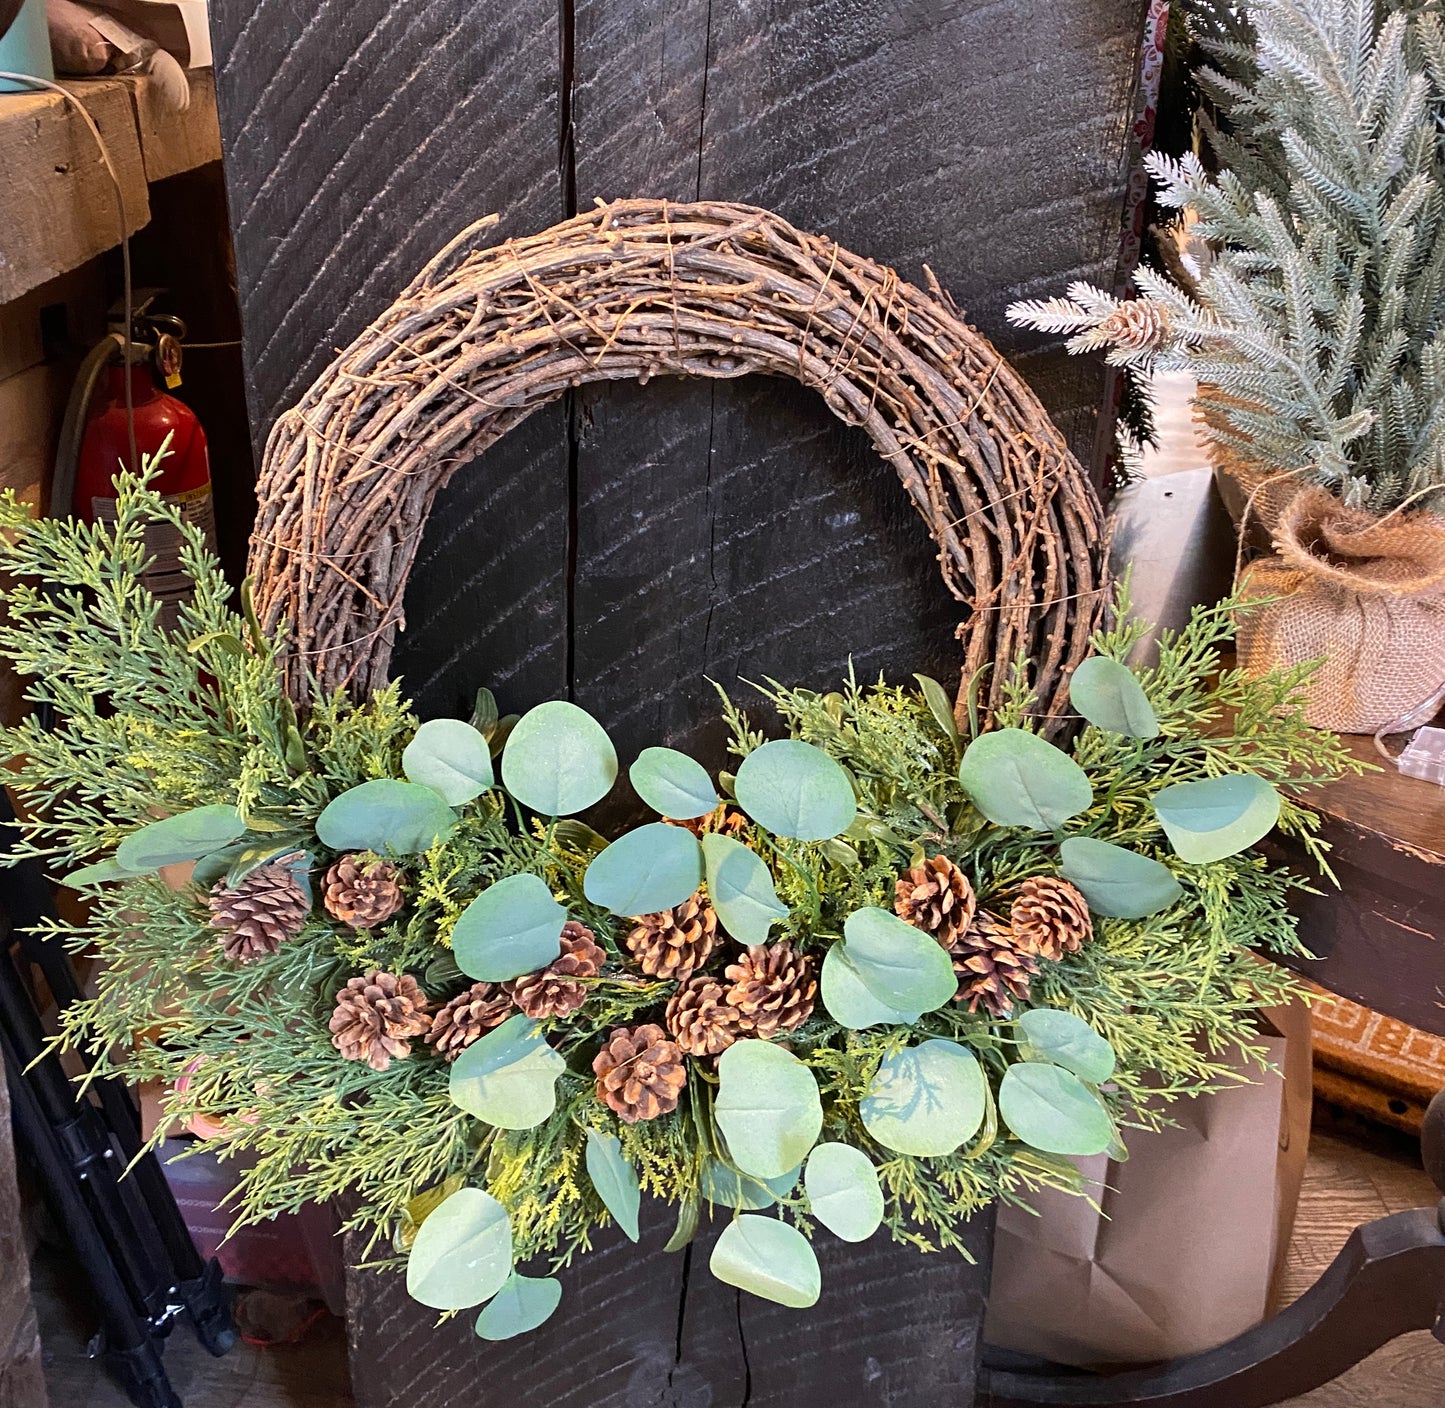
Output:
(1237, 487), (1445, 733)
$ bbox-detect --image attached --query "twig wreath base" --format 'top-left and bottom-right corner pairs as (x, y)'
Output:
(249, 199), (1106, 722)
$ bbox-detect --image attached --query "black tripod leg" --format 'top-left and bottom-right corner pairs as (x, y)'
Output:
(4, 1036), (180, 1408)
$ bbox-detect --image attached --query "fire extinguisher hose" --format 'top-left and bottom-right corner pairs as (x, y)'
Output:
(51, 334), (125, 521)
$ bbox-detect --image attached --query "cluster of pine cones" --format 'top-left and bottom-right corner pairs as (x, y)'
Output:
(894, 854), (1093, 1017)
(205, 850), (406, 963)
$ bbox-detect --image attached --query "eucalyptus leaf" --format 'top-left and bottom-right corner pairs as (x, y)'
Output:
(489, 715), (520, 759)
(1152, 772), (1282, 863)
(187, 845), (250, 890)
(715, 1040), (823, 1179)
(913, 673), (960, 747)
(449, 1016), (566, 1129)
(315, 779), (456, 855)
(62, 857), (134, 888)
(225, 842), (306, 891)
(500, 700), (618, 816)
(1017, 1008), (1116, 1084)
(803, 1143), (884, 1243)
(701, 832), (787, 944)
(838, 907), (956, 1013)
(115, 805), (246, 872)
(1069, 656), (1160, 738)
(585, 1130), (641, 1242)
(403, 717), (495, 805)
(733, 739), (857, 841)
(998, 1062), (1114, 1156)
(700, 1161), (800, 1211)
(405, 1187), (512, 1311)
(452, 873), (566, 981)
(582, 822), (703, 916)
(629, 747), (719, 819)
(860, 1040), (986, 1156)
(664, 1198), (700, 1253)
(474, 1273), (562, 1341)
(958, 729), (1093, 831)
(820, 946), (920, 1030)
(708, 1215), (821, 1309)
(469, 687), (500, 738)
(1058, 837), (1183, 919)
(551, 819), (611, 856)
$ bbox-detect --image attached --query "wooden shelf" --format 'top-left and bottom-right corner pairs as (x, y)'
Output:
(0, 69), (221, 304)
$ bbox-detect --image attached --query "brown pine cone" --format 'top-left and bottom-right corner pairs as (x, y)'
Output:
(426, 981), (512, 1060)
(208, 852), (311, 963)
(322, 852), (403, 930)
(1010, 876), (1094, 962)
(724, 941), (816, 1039)
(625, 892), (717, 982)
(665, 975), (744, 1058)
(329, 971), (431, 1071)
(506, 920), (605, 1020)
(668, 805), (751, 839)
(895, 854), (977, 950)
(592, 1024), (687, 1123)
(950, 912), (1039, 1019)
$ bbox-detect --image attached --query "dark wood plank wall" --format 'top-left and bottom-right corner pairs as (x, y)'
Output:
(209, 3), (1146, 1402)
(212, 0), (1147, 758)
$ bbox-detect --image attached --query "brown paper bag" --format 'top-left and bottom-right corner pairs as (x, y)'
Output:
(985, 1002), (1311, 1366)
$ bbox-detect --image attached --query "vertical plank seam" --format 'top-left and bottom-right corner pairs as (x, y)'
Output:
(560, 0), (580, 700)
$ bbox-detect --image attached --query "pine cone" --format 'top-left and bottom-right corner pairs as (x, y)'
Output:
(625, 892), (717, 982)
(506, 921), (605, 1020)
(669, 805), (751, 839)
(208, 853), (310, 963)
(329, 971), (431, 1071)
(895, 854), (977, 949)
(426, 981), (511, 1060)
(322, 852), (403, 929)
(665, 975), (744, 1057)
(724, 941), (816, 1039)
(592, 1024), (687, 1123)
(1010, 876), (1094, 962)
(950, 912), (1038, 1019)
(1097, 299), (1170, 356)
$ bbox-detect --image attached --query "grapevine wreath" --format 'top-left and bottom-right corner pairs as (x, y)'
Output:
(3, 202), (1362, 1340)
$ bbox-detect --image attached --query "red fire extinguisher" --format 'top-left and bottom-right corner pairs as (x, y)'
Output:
(54, 294), (217, 629)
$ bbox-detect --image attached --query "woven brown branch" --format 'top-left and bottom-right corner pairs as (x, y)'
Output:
(247, 199), (1106, 726)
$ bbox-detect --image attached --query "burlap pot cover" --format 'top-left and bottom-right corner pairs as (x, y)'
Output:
(1237, 487), (1445, 733)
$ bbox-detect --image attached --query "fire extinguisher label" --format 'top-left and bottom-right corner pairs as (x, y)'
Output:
(92, 486), (219, 633)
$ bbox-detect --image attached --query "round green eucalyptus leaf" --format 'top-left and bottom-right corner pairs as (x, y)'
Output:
(715, 1040), (823, 1179)
(998, 1062), (1114, 1156)
(405, 1187), (512, 1311)
(629, 747), (719, 819)
(1058, 837), (1183, 919)
(1152, 771), (1282, 863)
(449, 1016), (566, 1130)
(1016, 1008), (1116, 1084)
(803, 1144), (884, 1243)
(116, 805), (246, 872)
(585, 1130), (641, 1242)
(958, 729), (1093, 831)
(701, 832), (787, 944)
(860, 1040), (986, 1157)
(451, 873), (566, 982)
(1069, 657), (1160, 738)
(820, 945), (920, 1030)
(700, 1160), (800, 1211)
(839, 907), (957, 1013)
(709, 1215), (821, 1309)
(403, 717), (495, 805)
(63, 856), (137, 888)
(733, 739), (857, 841)
(582, 823), (703, 916)
(500, 700), (618, 816)
(474, 1272), (562, 1341)
(315, 779), (456, 855)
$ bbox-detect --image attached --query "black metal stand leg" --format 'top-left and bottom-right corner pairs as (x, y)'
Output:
(979, 1090), (1445, 1407)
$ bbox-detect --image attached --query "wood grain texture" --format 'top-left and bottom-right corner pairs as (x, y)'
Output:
(345, 1203), (993, 1408)
(0, 1054), (47, 1408)
(209, 0), (572, 718)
